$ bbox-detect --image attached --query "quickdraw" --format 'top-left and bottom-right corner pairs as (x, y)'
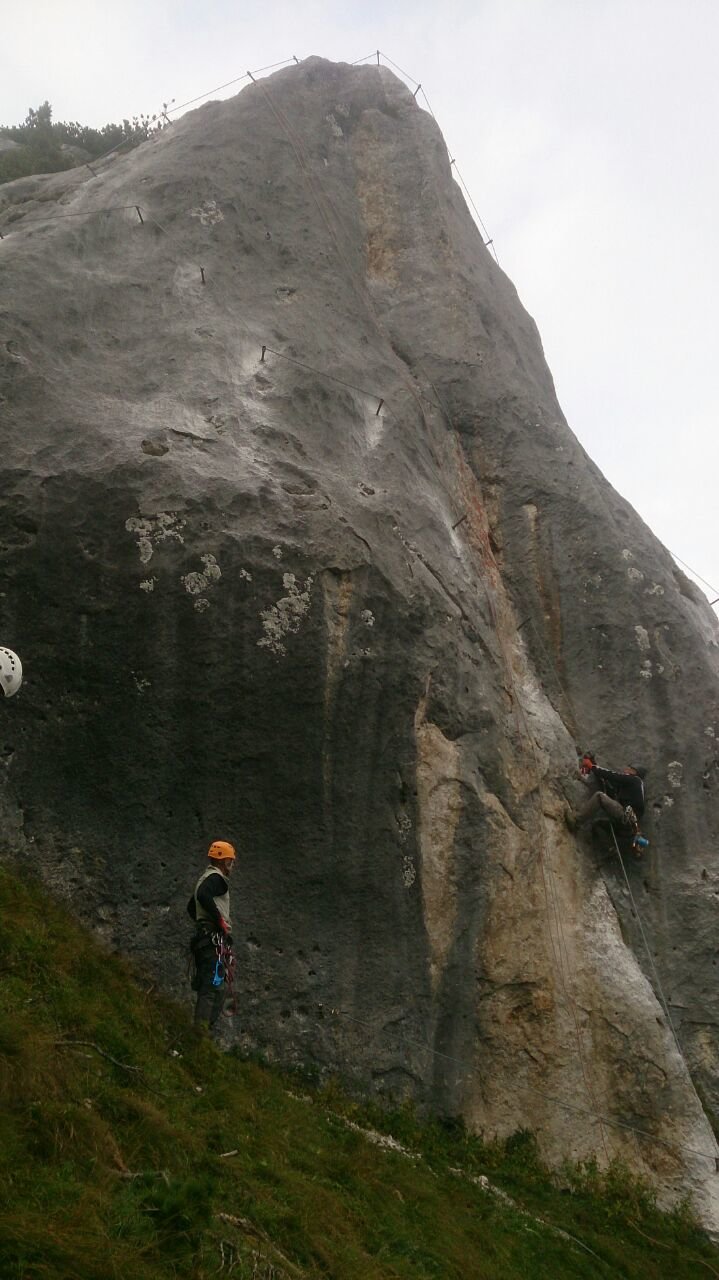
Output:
(622, 804), (639, 834)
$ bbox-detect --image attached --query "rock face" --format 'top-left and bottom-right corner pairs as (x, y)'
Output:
(2, 57), (719, 1227)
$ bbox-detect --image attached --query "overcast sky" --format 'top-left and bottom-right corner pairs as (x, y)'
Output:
(4, 0), (717, 608)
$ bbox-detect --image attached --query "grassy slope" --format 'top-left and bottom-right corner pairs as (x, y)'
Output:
(0, 867), (716, 1280)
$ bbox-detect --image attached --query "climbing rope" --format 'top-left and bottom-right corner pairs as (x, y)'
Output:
(419, 376), (611, 1158)
(496, 631), (612, 1161)
(327, 1004), (718, 1167)
(608, 825), (681, 1054)
(216, 933), (239, 1018)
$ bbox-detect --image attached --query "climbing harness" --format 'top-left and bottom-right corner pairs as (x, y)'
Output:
(592, 803), (651, 860)
(623, 804), (638, 829)
(618, 806), (651, 856)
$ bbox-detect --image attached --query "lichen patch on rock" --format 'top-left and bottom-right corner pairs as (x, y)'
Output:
(258, 573), (314, 656)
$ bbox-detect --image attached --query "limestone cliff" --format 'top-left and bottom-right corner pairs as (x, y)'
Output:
(2, 57), (719, 1229)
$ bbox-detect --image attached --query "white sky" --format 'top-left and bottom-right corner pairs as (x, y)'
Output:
(3, 0), (718, 608)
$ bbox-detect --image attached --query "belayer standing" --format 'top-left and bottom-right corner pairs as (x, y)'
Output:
(565, 754), (648, 853)
(187, 840), (236, 1029)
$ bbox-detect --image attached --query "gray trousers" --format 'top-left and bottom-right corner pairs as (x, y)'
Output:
(576, 789), (626, 826)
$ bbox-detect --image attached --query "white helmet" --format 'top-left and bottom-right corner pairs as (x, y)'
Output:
(0, 648), (22, 698)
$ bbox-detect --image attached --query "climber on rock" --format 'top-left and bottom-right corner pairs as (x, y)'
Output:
(565, 754), (647, 843)
(187, 840), (236, 1030)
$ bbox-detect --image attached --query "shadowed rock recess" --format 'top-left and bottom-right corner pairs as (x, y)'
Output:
(2, 56), (719, 1228)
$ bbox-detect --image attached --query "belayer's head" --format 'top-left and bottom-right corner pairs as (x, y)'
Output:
(625, 765), (648, 779)
(207, 840), (236, 873)
(0, 648), (22, 698)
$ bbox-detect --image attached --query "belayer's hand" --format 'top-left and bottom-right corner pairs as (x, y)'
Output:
(219, 916), (230, 934)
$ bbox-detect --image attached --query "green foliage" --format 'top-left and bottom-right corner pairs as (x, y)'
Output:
(0, 99), (166, 185)
(0, 863), (717, 1279)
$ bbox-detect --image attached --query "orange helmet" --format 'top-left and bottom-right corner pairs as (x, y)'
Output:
(208, 840), (236, 861)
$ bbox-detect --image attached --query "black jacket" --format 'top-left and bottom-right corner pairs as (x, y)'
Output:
(593, 767), (645, 818)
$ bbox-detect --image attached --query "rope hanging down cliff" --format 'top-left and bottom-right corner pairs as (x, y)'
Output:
(421, 379), (611, 1161)
(609, 825), (681, 1053)
(327, 1005), (719, 1168)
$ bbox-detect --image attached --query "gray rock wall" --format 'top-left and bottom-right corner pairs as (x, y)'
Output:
(2, 57), (719, 1228)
